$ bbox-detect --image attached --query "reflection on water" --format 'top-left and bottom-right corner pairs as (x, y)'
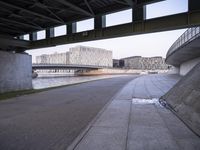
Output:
(32, 74), (127, 89)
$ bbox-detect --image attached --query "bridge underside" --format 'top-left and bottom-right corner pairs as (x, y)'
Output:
(0, 0), (200, 52)
(0, 0), (200, 93)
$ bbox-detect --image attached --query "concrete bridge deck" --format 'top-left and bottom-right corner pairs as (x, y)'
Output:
(0, 74), (199, 150)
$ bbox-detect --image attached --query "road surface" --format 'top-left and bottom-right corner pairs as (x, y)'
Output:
(0, 75), (137, 150)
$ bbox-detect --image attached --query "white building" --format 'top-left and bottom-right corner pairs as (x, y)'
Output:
(36, 46), (113, 67)
(36, 52), (69, 64)
(122, 56), (169, 70)
(69, 46), (112, 67)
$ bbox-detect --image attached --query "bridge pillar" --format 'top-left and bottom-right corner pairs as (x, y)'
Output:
(0, 51), (32, 93)
(189, 0), (200, 11)
(67, 22), (77, 34)
(30, 32), (37, 41)
(132, 5), (146, 21)
(18, 35), (24, 40)
(46, 28), (54, 38)
(94, 15), (106, 29)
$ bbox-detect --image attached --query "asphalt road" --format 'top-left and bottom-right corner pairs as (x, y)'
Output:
(0, 75), (137, 150)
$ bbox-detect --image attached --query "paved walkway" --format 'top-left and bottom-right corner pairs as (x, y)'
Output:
(71, 74), (200, 150)
(0, 76), (137, 150)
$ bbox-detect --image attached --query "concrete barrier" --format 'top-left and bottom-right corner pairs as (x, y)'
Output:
(180, 57), (200, 76)
(161, 62), (200, 136)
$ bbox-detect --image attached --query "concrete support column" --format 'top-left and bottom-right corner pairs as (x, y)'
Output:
(189, 0), (200, 11)
(132, 5), (146, 22)
(30, 32), (37, 41)
(18, 35), (24, 40)
(94, 15), (106, 29)
(46, 28), (54, 38)
(67, 22), (77, 34)
(0, 51), (32, 93)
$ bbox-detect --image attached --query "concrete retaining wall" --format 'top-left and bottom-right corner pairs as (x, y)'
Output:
(180, 57), (200, 76)
(161, 62), (200, 136)
(0, 51), (32, 93)
(168, 66), (180, 74)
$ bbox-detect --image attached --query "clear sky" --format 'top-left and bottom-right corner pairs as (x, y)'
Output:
(27, 0), (188, 62)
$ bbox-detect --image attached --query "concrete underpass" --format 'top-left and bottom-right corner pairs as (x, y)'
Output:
(0, 0), (200, 150)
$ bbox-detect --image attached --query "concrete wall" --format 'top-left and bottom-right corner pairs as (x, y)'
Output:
(167, 66), (180, 74)
(180, 57), (200, 76)
(0, 51), (32, 93)
(161, 62), (200, 136)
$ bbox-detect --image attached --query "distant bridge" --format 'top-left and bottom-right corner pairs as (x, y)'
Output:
(32, 64), (105, 70)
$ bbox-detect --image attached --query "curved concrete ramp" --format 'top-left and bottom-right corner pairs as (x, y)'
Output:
(161, 63), (200, 136)
(131, 74), (180, 99)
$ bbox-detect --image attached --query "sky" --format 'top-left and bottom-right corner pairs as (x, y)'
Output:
(27, 0), (188, 62)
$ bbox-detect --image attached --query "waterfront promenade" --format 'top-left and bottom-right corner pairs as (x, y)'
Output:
(0, 76), (136, 150)
(0, 74), (200, 150)
(71, 74), (200, 150)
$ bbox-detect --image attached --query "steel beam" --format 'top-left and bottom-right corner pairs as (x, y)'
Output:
(136, 0), (165, 5)
(189, 0), (200, 11)
(0, 26), (25, 34)
(94, 15), (106, 29)
(29, 11), (200, 50)
(46, 28), (54, 38)
(0, 1), (63, 24)
(56, 0), (93, 17)
(132, 5), (146, 21)
(84, 0), (95, 16)
(0, 36), (29, 50)
(67, 23), (77, 34)
(124, 0), (134, 7)
(30, 32), (37, 41)
(19, 35), (24, 40)
(0, 18), (42, 30)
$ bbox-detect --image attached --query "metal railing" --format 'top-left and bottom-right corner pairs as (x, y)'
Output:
(167, 27), (200, 57)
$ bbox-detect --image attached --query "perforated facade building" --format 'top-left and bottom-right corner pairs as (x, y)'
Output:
(122, 56), (169, 70)
(36, 46), (113, 67)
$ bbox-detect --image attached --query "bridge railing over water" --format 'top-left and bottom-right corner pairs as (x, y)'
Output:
(32, 63), (110, 69)
(167, 27), (200, 57)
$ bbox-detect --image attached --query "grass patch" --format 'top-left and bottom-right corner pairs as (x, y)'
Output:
(0, 78), (109, 101)
(0, 89), (43, 101)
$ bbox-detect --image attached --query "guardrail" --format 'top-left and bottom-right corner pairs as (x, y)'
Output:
(167, 27), (200, 57)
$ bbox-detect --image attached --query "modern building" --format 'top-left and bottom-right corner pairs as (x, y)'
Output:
(36, 46), (113, 67)
(36, 52), (69, 64)
(113, 59), (124, 68)
(113, 56), (169, 70)
(69, 46), (112, 67)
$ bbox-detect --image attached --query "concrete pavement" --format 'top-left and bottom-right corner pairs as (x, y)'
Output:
(1, 74), (199, 150)
(0, 75), (137, 150)
(72, 74), (200, 150)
